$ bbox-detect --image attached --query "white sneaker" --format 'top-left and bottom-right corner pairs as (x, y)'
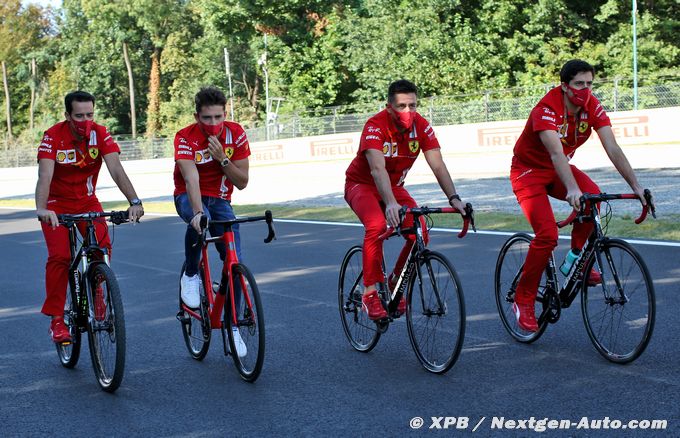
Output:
(231, 328), (247, 358)
(180, 273), (201, 308)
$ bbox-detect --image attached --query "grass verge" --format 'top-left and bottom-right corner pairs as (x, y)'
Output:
(1, 199), (677, 241)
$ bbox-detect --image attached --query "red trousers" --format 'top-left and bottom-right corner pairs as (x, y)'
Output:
(510, 164), (599, 305)
(345, 182), (428, 287)
(40, 198), (110, 316)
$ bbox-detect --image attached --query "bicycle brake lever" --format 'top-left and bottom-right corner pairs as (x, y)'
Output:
(644, 189), (656, 219)
(264, 210), (276, 243)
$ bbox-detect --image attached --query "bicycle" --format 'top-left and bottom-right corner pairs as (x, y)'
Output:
(55, 210), (131, 392)
(338, 204), (475, 374)
(176, 210), (275, 382)
(495, 190), (656, 363)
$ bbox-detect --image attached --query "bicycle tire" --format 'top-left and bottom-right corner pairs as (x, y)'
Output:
(406, 250), (465, 374)
(581, 238), (655, 364)
(86, 263), (125, 392)
(494, 233), (549, 343)
(225, 263), (265, 382)
(179, 263), (211, 360)
(56, 283), (82, 368)
(337, 245), (381, 352)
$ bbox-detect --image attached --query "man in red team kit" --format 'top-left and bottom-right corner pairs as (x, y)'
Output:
(173, 87), (250, 356)
(510, 59), (647, 332)
(345, 79), (467, 320)
(36, 91), (144, 343)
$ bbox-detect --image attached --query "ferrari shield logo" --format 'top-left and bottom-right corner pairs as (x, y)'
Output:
(88, 147), (99, 159)
(408, 141), (419, 153)
(225, 147), (234, 159)
(578, 121), (589, 133)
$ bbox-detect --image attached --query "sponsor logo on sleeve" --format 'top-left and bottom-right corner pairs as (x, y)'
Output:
(365, 135), (381, 141)
(235, 131), (248, 147)
(578, 121), (589, 133)
(225, 147), (234, 159)
(408, 140), (420, 153)
(541, 116), (556, 122)
(88, 147), (99, 159)
(367, 126), (381, 133)
(177, 150), (193, 156)
(178, 144), (192, 150)
(424, 125), (436, 139)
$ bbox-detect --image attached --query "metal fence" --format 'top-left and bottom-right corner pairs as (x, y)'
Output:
(2, 79), (679, 168)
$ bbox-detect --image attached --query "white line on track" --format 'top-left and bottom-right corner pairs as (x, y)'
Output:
(2, 207), (678, 247)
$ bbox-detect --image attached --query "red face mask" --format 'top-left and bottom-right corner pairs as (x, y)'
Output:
(565, 84), (591, 107)
(201, 122), (222, 137)
(72, 119), (93, 138)
(393, 110), (415, 130)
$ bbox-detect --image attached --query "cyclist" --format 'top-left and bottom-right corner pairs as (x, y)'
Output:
(36, 91), (144, 343)
(173, 86), (250, 355)
(345, 79), (467, 320)
(510, 59), (646, 332)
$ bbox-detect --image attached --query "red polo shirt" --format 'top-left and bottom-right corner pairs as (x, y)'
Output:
(37, 121), (120, 204)
(345, 109), (440, 187)
(173, 122), (251, 200)
(513, 87), (611, 170)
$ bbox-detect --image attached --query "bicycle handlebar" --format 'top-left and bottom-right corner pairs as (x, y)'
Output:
(556, 189), (656, 229)
(57, 210), (130, 225)
(193, 210), (276, 247)
(378, 203), (475, 241)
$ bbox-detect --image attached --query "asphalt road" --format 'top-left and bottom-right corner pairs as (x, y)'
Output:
(1, 208), (678, 436)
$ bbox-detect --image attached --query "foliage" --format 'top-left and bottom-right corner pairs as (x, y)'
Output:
(0, 0), (678, 144)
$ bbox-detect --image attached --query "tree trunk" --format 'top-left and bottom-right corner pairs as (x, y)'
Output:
(29, 58), (36, 131)
(2, 61), (11, 145)
(123, 42), (137, 139)
(251, 74), (260, 112)
(146, 46), (161, 138)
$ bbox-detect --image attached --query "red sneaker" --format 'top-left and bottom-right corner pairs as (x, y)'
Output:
(49, 316), (72, 343)
(512, 302), (538, 332)
(388, 274), (407, 314)
(362, 290), (387, 320)
(95, 283), (106, 321)
(587, 269), (602, 286)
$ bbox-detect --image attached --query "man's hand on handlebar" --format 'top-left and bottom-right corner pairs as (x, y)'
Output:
(37, 208), (59, 229)
(190, 211), (204, 233)
(448, 197), (466, 217)
(385, 202), (401, 229)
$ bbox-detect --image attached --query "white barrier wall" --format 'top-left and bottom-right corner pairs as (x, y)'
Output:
(249, 107), (680, 166)
(2, 107), (679, 204)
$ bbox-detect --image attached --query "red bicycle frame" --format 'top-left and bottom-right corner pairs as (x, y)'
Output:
(181, 211), (275, 330)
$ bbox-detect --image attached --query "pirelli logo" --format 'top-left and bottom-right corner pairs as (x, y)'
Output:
(251, 144), (284, 162)
(310, 137), (355, 157)
(477, 126), (524, 147)
(610, 115), (649, 138)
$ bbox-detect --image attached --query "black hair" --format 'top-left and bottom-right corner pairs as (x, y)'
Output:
(387, 80), (418, 103)
(560, 59), (595, 84)
(195, 86), (227, 113)
(64, 91), (95, 114)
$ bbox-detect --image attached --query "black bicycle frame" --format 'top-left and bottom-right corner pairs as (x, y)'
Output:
(64, 220), (109, 326)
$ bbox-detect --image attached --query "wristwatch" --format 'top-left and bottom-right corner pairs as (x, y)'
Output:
(448, 194), (461, 202)
(220, 157), (230, 168)
(129, 198), (143, 206)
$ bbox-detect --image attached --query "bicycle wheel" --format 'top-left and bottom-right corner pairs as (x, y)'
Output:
(494, 233), (549, 343)
(178, 263), (211, 360)
(86, 263), (125, 392)
(225, 263), (265, 382)
(581, 238), (655, 363)
(338, 245), (381, 352)
(406, 251), (465, 374)
(56, 285), (82, 368)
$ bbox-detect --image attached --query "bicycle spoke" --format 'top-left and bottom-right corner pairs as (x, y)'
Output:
(582, 240), (655, 363)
